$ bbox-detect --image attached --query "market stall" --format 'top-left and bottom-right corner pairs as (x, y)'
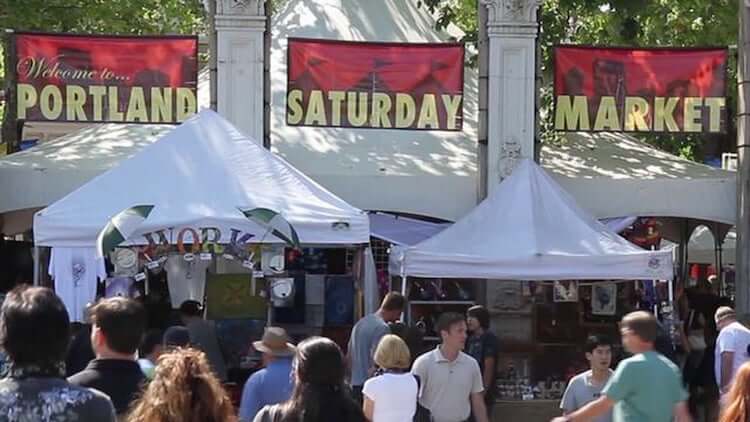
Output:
(390, 159), (674, 417)
(33, 109), (370, 385)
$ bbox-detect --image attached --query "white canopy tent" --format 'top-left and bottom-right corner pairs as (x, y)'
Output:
(688, 226), (735, 265)
(34, 110), (370, 247)
(391, 159), (674, 281)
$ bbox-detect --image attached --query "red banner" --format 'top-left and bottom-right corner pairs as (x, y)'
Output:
(287, 38), (464, 131)
(554, 46), (727, 133)
(14, 32), (198, 123)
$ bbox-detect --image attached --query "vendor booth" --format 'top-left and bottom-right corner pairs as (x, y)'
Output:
(33, 109), (370, 387)
(390, 159), (674, 419)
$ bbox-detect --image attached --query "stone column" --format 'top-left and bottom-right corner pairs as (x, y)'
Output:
(483, 0), (540, 193)
(215, 0), (266, 142)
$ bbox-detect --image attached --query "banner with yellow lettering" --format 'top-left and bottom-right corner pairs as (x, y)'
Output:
(287, 38), (464, 131)
(14, 32), (198, 123)
(553, 46), (727, 133)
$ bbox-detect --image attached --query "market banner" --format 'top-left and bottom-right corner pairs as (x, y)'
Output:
(14, 32), (198, 123)
(287, 38), (464, 131)
(554, 46), (727, 133)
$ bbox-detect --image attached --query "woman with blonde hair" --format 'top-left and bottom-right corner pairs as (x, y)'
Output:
(127, 348), (237, 422)
(721, 361), (750, 422)
(363, 334), (418, 422)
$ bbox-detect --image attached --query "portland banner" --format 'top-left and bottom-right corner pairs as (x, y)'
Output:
(287, 38), (464, 131)
(554, 46), (727, 133)
(14, 32), (198, 123)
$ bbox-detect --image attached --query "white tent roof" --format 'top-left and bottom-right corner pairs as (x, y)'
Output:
(34, 110), (370, 247)
(0, 124), (172, 215)
(541, 132), (736, 224)
(394, 159), (673, 280)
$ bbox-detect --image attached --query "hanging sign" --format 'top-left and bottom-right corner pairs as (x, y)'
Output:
(287, 38), (464, 131)
(14, 32), (198, 123)
(553, 46), (727, 133)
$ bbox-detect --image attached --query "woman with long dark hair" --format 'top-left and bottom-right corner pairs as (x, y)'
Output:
(254, 336), (364, 422)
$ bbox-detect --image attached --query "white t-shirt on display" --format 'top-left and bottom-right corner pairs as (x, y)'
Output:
(715, 321), (750, 389)
(48, 247), (107, 322)
(165, 255), (210, 308)
(362, 372), (418, 422)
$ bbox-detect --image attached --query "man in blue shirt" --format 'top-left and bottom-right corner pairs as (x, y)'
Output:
(239, 326), (296, 422)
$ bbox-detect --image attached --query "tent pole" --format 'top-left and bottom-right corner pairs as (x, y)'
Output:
(33, 245), (40, 286)
(400, 260), (407, 323)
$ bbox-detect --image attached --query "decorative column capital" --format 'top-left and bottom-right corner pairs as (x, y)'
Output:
(217, 0), (264, 16)
(481, 0), (541, 25)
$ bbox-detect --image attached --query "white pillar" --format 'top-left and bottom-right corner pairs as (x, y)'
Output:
(215, 0), (266, 142)
(483, 0), (540, 192)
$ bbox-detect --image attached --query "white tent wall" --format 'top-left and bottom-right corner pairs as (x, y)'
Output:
(269, 0), (480, 222)
(1, 0), (736, 234)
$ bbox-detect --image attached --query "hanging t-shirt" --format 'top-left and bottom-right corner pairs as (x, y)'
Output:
(165, 255), (210, 308)
(105, 277), (138, 299)
(48, 248), (107, 322)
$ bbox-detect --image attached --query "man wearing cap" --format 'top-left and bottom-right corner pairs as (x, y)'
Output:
(239, 327), (296, 422)
(715, 306), (750, 396)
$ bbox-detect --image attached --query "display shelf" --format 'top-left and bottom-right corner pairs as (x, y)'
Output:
(409, 300), (475, 305)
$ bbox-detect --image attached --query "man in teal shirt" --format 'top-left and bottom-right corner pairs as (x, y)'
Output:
(552, 311), (691, 422)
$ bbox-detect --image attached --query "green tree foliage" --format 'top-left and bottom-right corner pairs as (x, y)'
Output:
(421, 0), (738, 160)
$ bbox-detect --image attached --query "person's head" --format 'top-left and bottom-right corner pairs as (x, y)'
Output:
(378, 292), (405, 323)
(126, 348), (237, 422)
(720, 361), (750, 422)
(252, 326), (296, 365)
(715, 306), (737, 331)
(163, 326), (191, 350)
(373, 334), (411, 371)
(466, 305), (490, 333)
(437, 312), (468, 351)
(0, 286), (70, 368)
(179, 300), (203, 323)
(279, 336), (363, 422)
(584, 335), (612, 372)
(620, 311), (657, 354)
(89, 297), (146, 358)
(139, 329), (164, 363)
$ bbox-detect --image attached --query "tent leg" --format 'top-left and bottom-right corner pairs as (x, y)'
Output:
(33, 246), (40, 286)
(400, 261), (407, 323)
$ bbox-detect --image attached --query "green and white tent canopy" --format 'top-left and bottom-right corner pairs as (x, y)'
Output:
(34, 110), (370, 248)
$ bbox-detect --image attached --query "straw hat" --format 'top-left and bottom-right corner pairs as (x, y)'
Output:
(253, 327), (296, 357)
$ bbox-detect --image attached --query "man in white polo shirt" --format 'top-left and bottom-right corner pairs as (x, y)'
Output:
(412, 312), (489, 422)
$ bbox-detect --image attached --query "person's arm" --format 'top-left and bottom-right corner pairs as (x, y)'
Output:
(673, 401), (692, 422)
(238, 375), (262, 422)
(471, 392), (490, 422)
(482, 335), (499, 393)
(551, 396), (615, 422)
(720, 351), (735, 394)
(363, 397), (375, 421)
(482, 356), (496, 392)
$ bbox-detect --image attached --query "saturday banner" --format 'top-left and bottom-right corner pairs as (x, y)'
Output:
(554, 46), (727, 133)
(287, 38), (464, 131)
(14, 32), (198, 123)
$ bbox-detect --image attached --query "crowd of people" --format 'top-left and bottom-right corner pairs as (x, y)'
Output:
(5, 281), (750, 422)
